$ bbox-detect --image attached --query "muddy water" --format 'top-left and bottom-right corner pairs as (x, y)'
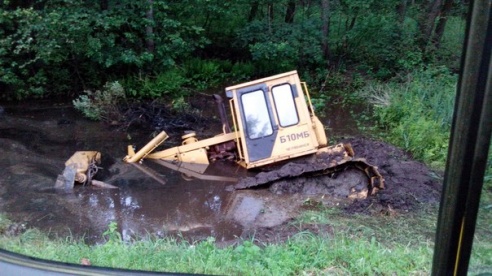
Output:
(0, 102), (353, 244)
(322, 101), (367, 137)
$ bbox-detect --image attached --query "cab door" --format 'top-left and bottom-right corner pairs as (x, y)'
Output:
(236, 84), (278, 162)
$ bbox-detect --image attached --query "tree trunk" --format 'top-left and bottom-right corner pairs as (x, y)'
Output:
(418, 0), (443, 50)
(321, 0), (331, 63)
(397, 0), (407, 23)
(432, 0), (454, 49)
(285, 0), (296, 23)
(145, 0), (155, 54)
(268, 3), (274, 21)
(248, 1), (259, 22)
(100, 0), (108, 11)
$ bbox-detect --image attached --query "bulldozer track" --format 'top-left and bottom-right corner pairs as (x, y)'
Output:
(234, 154), (384, 198)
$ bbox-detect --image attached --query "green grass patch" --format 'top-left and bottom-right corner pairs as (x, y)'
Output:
(297, 205), (437, 247)
(359, 66), (457, 168)
(0, 221), (432, 275)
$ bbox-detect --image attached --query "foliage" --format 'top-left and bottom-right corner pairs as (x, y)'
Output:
(183, 58), (226, 90)
(73, 81), (125, 122)
(309, 70), (365, 115)
(236, 19), (323, 75)
(120, 58), (257, 102)
(360, 66), (457, 167)
(432, 16), (466, 71)
(103, 222), (123, 245)
(134, 68), (190, 99)
(0, 1), (467, 99)
(0, 0), (206, 100)
(472, 149), (492, 273)
(230, 62), (256, 82)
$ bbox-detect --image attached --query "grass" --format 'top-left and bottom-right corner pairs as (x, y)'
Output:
(0, 216), (434, 275)
(358, 66), (457, 169)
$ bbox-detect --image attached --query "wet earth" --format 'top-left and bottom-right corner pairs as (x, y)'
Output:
(0, 100), (442, 245)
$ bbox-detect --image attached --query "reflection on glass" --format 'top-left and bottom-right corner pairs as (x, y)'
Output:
(272, 84), (299, 127)
(241, 90), (273, 139)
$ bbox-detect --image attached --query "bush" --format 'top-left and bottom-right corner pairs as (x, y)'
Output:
(230, 62), (256, 82)
(236, 20), (323, 75)
(73, 81), (126, 122)
(131, 69), (190, 99)
(183, 58), (225, 90)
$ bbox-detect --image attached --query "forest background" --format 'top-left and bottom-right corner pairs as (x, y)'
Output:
(1, 0), (464, 99)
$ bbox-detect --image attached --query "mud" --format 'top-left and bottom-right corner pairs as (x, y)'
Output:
(0, 102), (442, 245)
(344, 137), (442, 213)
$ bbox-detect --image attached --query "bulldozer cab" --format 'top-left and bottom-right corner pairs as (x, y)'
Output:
(226, 70), (327, 169)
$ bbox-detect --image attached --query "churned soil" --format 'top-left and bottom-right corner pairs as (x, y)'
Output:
(239, 137), (443, 244)
(237, 136), (441, 213)
(343, 137), (442, 214)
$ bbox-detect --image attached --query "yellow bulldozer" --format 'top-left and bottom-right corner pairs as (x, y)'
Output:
(122, 70), (384, 198)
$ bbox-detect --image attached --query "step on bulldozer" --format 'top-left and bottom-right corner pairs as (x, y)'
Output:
(123, 70), (384, 198)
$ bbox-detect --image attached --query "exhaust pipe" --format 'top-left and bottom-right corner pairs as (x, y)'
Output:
(213, 94), (231, 133)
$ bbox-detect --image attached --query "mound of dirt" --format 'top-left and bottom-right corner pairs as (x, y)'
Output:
(236, 137), (442, 215)
(344, 137), (442, 214)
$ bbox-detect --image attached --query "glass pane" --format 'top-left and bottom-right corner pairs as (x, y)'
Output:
(241, 90), (273, 139)
(272, 84), (299, 127)
(469, 149), (492, 274)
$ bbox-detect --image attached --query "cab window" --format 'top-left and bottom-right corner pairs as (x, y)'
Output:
(272, 84), (299, 127)
(241, 90), (273, 139)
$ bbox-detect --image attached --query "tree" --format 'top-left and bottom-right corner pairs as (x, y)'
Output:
(0, 0), (207, 99)
(396, 0), (407, 23)
(285, 0), (296, 23)
(145, 0), (155, 54)
(100, 0), (108, 10)
(321, 0), (331, 63)
(248, 1), (260, 22)
(432, 0), (454, 49)
(418, 0), (443, 51)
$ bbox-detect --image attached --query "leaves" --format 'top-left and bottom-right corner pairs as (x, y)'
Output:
(0, 0), (466, 100)
(0, 0), (206, 99)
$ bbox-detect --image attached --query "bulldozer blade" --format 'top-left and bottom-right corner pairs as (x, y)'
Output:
(54, 165), (77, 189)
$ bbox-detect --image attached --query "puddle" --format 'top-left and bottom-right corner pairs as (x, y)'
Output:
(0, 104), (316, 243)
(321, 101), (369, 137)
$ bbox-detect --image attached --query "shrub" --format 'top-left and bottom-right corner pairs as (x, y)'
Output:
(73, 81), (126, 122)
(135, 69), (190, 99)
(230, 62), (256, 82)
(183, 58), (224, 90)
